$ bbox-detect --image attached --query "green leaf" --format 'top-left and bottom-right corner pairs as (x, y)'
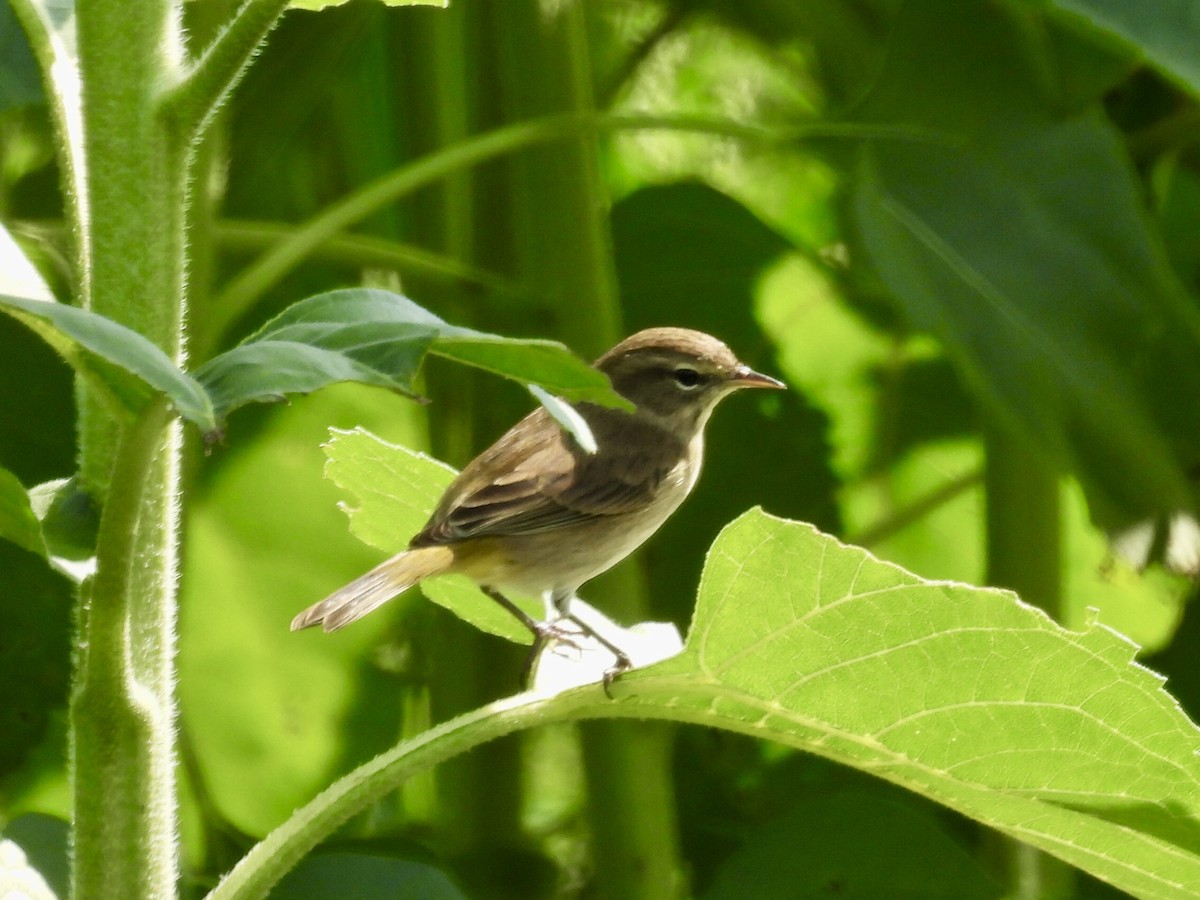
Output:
(0, 467), (46, 557)
(643, 509), (1200, 899)
(196, 288), (624, 425)
(842, 1), (1200, 525)
(271, 852), (465, 900)
(322, 427), (537, 644)
(1032, 0), (1200, 96)
(220, 506), (1200, 900)
(0, 293), (215, 431)
(179, 387), (433, 837)
(703, 790), (998, 899)
(0, 541), (72, 780)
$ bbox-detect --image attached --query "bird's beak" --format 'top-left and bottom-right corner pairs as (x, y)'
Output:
(731, 364), (786, 390)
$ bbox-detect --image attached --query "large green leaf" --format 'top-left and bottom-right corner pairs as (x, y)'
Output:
(1031, 0), (1200, 96)
(221, 505), (1200, 900)
(0, 293), (216, 431)
(640, 510), (1200, 898)
(0, 467), (45, 557)
(196, 288), (625, 424)
(270, 851), (465, 900)
(180, 389), (419, 837)
(842, 1), (1200, 525)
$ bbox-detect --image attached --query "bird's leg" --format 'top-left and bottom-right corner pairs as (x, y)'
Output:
(480, 586), (583, 685)
(552, 589), (634, 694)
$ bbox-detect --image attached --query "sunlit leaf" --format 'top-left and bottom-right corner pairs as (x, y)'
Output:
(322, 427), (536, 644)
(227, 505), (1200, 900)
(633, 509), (1200, 899)
(179, 389), (420, 837)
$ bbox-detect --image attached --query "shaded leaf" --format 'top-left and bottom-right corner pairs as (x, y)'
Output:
(0, 2), (43, 110)
(841, 1), (1200, 525)
(0, 541), (71, 779)
(196, 289), (624, 425)
(0, 466), (45, 557)
(1032, 0), (1200, 96)
(612, 182), (841, 623)
(0, 222), (75, 484)
(271, 851), (465, 900)
(0, 293), (215, 431)
(703, 790), (998, 900)
(28, 477), (99, 582)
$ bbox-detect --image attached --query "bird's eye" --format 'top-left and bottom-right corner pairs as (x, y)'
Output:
(673, 367), (703, 389)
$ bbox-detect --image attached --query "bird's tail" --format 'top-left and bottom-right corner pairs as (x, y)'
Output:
(290, 545), (455, 632)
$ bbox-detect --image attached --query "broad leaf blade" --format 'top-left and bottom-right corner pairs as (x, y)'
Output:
(1034, 0), (1200, 96)
(0, 293), (215, 431)
(636, 510), (1200, 899)
(197, 289), (623, 424)
(432, 336), (625, 407)
(322, 428), (535, 644)
(842, 2), (1200, 526)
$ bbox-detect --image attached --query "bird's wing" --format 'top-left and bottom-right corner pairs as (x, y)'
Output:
(412, 407), (683, 544)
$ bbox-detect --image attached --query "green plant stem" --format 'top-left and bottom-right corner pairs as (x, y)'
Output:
(215, 221), (529, 303)
(983, 419), (1072, 898)
(70, 399), (176, 897)
(207, 691), (562, 900)
(161, 0), (291, 139)
(69, 2), (192, 897)
(205, 113), (900, 344)
(579, 721), (684, 899)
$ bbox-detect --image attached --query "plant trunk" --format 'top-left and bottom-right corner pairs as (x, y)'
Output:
(71, 1), (189, 896)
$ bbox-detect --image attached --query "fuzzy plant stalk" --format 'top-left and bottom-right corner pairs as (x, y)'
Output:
(69, 3), (191, 895)
(6, 0), (293, 895)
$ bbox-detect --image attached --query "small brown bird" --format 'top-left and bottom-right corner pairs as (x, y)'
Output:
(291, 327), (785, 674)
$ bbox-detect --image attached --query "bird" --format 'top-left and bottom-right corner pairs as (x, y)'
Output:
(291, 327), (785, 678)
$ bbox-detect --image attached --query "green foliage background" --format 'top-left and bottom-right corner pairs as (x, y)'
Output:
(3, 0), (1200, 897)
